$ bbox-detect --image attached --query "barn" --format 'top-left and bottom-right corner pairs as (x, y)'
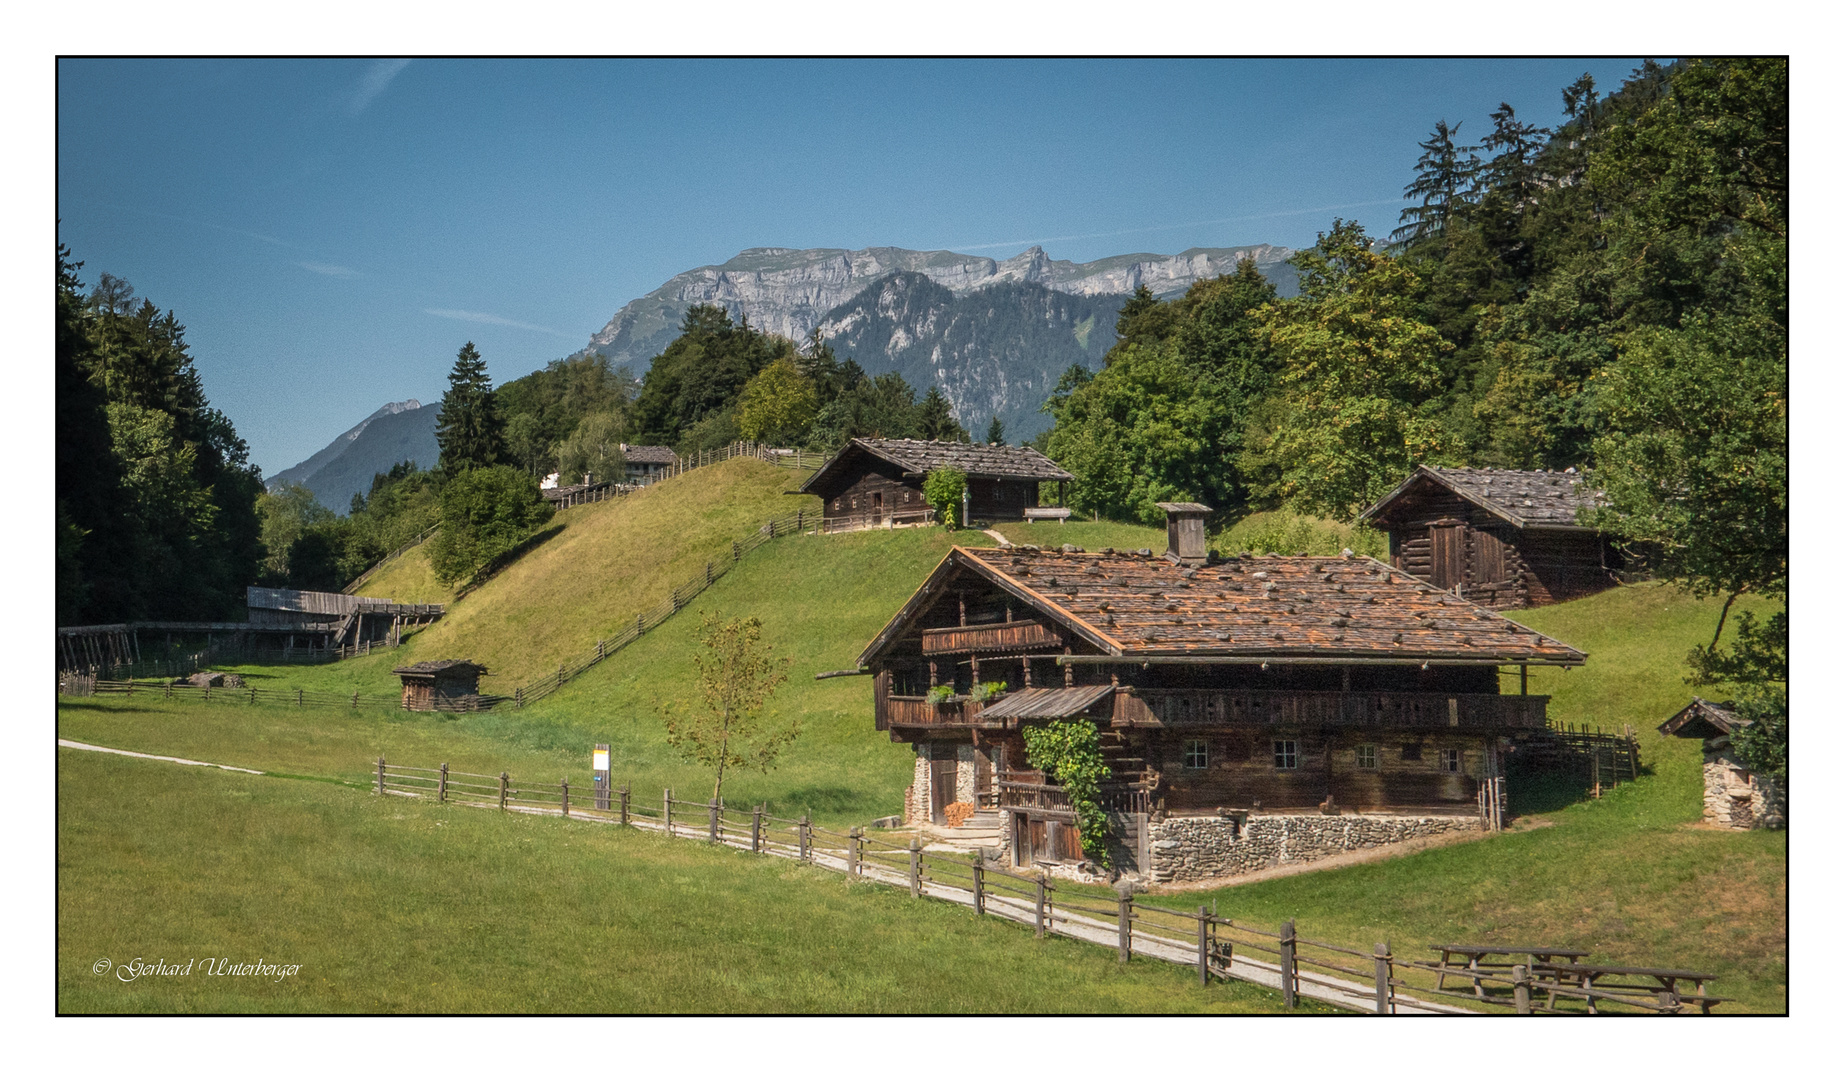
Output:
(853, 510), (1587, 881)
(1360, 466), (1619, 609)
(799, 439), (1074, 532)
(393, 659), (490, 712)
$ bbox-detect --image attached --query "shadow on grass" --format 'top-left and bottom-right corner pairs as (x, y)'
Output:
(57, 700), (158, 715)
(773, 785), (881, 818)
(456, 523), (568, 600)
(1504, 770), (1597, 816)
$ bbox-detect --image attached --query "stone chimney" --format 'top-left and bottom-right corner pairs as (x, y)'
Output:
(1156, 502), (1212, 565)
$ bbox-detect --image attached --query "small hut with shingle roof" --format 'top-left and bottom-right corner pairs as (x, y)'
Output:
(1658, 698), (1786, 830)
(1360, 466), (1620, 609)
(800, 438), (1074, 532)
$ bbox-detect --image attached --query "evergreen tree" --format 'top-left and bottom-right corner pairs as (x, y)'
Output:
(984, 416), (1006, 446)
(1391, 120), (1482, 249)
(435, 341), (505, 474)
(915, 386), (968, 441)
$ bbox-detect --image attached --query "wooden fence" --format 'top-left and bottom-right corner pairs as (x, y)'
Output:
(372, 756), (1718, 1014)
(65, 677), (404, 711)
(1512, 723), (1642, 796)
(343, 524), (441, 595)
(504, 507), (818, 710)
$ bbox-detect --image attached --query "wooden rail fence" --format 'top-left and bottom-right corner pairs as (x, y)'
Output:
(372, 756), (1716, 1014)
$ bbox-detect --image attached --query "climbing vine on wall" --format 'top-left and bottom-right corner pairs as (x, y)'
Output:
(1020, 719), (1113, 868)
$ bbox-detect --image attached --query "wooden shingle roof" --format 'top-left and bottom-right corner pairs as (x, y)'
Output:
(801, 438), (1072, 495)
(1362, 466), (1604, 530)
(1658, 698), (1745, 739)
(622, 445), (679, 465)
(392, 659), (488, 677)
(860, 546), (1587, 667)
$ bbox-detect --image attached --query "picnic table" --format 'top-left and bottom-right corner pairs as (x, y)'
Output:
(1430, 944), (1593, 998)
(1536, 963), (1723, 1014)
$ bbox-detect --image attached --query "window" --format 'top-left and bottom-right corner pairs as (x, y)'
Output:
(1401, 743), (1423, 762)
(1440, 748), (1463, 773)
(1184, 740), (1208, 769)
(1273, 740), (1299, 770)
(1356, 744), (1378, 770)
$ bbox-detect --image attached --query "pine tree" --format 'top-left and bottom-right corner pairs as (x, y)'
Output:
(916, 386), (968, 441)
(1391, 120), (1482, 249)
(984, 416), (1006, 446)
(436, 341), (505, 474)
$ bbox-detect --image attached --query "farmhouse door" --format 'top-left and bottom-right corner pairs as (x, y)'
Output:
(871, 491), (883, 526)
(931, 757), (958, 824)
(1473, 529), (1507, 584)
(1429, 522), (1466, 590)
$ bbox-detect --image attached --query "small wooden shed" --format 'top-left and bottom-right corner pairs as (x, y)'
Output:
(393, 659), (489, 712)
(1360, 466), (1619, 609)
(799, 438), (1074, 532)
(1658, 698), (1785, 830)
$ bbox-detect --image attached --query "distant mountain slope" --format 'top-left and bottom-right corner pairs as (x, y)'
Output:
(269, 399), (422, 491)
(586, 243), (1297, 374)
(271, 404), (440, 513)
(817, 273), (1124, 442)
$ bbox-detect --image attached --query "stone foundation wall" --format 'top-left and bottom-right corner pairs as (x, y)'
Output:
(1148, 813), (1483, 883)
(956, 744), (977, 806)
(1703, 751), (1786, 829)
(903, 744), (932, 827)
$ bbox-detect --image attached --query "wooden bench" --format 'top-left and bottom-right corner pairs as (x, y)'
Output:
(1536, 963), (1721, 1014)
(1430, 944), (1593, 998)
(1023, 507), (1073, 523)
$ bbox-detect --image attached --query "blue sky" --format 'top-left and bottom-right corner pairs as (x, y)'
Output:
(57, 58), (1653, 475)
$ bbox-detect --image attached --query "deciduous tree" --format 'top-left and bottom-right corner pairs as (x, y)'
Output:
(662, 612), (797, 804)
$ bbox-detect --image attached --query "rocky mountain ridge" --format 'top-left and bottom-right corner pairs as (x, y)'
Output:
(586, 243), (1296, 372)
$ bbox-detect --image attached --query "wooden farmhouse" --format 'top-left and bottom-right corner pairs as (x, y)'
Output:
(854, 511), (1586, 882)
(393, 659), (489, 712)
(622, 444), (679, 483)
(1360, 466), (1619, 610)
(1658, 698), (1785, 830)
(800, 438), (1074, 532)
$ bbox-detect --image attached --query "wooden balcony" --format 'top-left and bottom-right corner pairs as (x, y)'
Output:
(922, 619), (1063, 656)
(996, 770), (1153, 815)
(1111, 689), (1549, 731)
(881, 694), (992, 731)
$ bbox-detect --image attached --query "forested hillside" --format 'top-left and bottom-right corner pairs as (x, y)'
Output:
(56, 250), (264, 625)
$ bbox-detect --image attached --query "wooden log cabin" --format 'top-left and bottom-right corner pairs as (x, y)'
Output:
(393, 659), (489, 711)
(853, 510), (1586, 876)
(1360, 466), (1619, 610)
(799, 438), (1074, 532)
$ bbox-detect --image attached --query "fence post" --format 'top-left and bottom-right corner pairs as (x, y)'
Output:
(352, 691), (359, 709)
(664, 788), (673, 835)
(296, 688), (303, 707)
(1198, 906), (1210, 987)
(1117, 890), (1132, 964)
(1279, 919), (1297, 1009)
(1513, 964), (1532, 1015)
(799, 815), (810, 862)
(619, 785), (630, 826)
(561, 778), (570, 817)
(1374, 942), (1392, 1015)
(376, 756), (385, 796)
(909, 839), (922, 898)
(496, 771), (509, 810)
(797, 509), (804, 531)
(439, 763), (448, 803)
(516, 687), (523, 709)
(972, 853), (985, 914)
(710, 798), (721, 843)
(849, 827), (861, 877)
(706, 561), (713, 587)
(752, 807), (763, 853)
(733, 541), (741, 562)
(249, 686), (257, 705)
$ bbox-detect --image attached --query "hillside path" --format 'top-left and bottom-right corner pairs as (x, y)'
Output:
(57, 738), (264, 775)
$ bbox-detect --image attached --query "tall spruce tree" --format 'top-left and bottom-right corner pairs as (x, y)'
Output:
(1391, 120), (1482, 249)
(436, 341), (505, 474)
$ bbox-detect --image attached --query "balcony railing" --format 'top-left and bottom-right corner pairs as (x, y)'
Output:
(882, 694), (989, 729)
(1112, 689), (1548, 731)
(922, 619), (1064, 656)
(996, 770), (1152, 815)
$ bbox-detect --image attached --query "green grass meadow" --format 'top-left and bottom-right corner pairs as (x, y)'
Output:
(57, 748), (1312, 1014)
(57, 461), (1787, 1012)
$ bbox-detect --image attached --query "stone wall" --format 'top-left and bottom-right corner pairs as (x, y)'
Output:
(1702, 749), (1786, 829)
(1147, 813), (1483, 883)
(956, 744), (977, 806)
(903, 744), (932, 827)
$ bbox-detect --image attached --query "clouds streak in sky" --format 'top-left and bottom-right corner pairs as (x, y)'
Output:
(349, 59), (411, 115)
(424, 308), (570, 337)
